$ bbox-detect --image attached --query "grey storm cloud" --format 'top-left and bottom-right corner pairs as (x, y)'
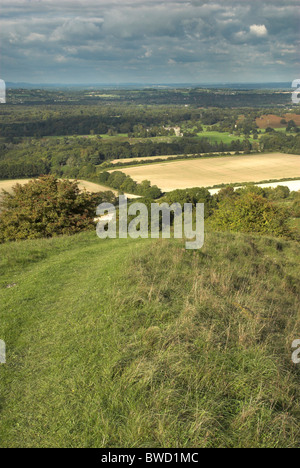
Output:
(0, 0), (299, 83)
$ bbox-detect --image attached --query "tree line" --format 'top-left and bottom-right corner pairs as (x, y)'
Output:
(1, 176), (298, 243)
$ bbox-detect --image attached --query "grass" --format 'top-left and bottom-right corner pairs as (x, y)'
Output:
(290, 217), (300, 232)
(197, 131), (253, 144)
(45, 134), (178, 143)
(0, 230), (300, 448)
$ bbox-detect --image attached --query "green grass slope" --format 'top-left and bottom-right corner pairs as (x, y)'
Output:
(0, 231), (300, 448)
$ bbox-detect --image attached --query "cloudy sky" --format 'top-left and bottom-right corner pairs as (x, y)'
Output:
(0, 0), (299, 84)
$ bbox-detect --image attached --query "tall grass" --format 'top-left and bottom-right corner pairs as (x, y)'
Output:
(0, 231), (299, 447)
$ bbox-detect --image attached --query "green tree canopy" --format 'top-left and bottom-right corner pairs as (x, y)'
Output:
(0, 176), (97, 242)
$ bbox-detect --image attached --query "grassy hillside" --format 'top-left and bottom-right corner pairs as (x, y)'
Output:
(0, 231), (300, 448)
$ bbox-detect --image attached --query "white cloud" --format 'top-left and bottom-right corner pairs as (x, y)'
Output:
(55, 55), (68, 63)
(250, 24), (268, 37)
(26, 33), (46, 42)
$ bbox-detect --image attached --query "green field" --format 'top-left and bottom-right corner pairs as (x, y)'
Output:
(44, 131), (250, 145)
(197, 131), (255, 144)
(1, 231), (300, 448)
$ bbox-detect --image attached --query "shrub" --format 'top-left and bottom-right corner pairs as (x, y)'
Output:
(216, 186), (236, 202)
(263, 185), (290, 201)
(210, 192), (291, 237)
(0, 176), (97, 242)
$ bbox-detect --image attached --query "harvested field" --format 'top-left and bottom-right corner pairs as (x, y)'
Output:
(256, 113), (300, 129)
(286, 114), (300, 126)
(75, 181), (141, 198)
(76, 180), (118, 194)
(120, 153), (300, 192)
(111, 152), (235, 165)
(0, 179), (140, 200)
(0, 179), (116, 194)
(0, 179), (31, 193)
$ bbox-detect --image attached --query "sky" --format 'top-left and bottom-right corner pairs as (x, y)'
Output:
(0, 0), (299, 84)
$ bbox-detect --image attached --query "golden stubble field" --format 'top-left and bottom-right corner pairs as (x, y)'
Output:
(120, 153), (300, 192)
(0, 179), (117, 195)
(0, 179), (140, 200)
(111, 152), (235, 164)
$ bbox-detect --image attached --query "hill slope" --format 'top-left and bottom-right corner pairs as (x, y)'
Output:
(0, 231), (300, 448)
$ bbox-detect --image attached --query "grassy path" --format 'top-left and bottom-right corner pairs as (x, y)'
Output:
(0, 234), (151, 447)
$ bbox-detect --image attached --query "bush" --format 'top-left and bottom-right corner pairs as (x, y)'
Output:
(0, 176), (97, 242)
(210, 192), (291, 237)
(263, 185), (290, 201)
(216, 186), (236, 202)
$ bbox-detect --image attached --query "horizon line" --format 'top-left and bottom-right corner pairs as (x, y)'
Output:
(5, 81), (293, 89)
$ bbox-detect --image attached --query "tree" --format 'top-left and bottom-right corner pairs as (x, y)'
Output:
(120, 176), (138, 194)
(164, 187), (216, 218)
(287, 120), (297, 132)
(0, 176), (97, 242)
(98, 171), (110, 183)
(107, 171), (127, 190)
(137, 180), (162, 199)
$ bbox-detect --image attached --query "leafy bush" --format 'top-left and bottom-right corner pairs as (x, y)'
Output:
(210, 192), (291, 237)
(0, 176), (97, 242)
(263, 185), (290, 200)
